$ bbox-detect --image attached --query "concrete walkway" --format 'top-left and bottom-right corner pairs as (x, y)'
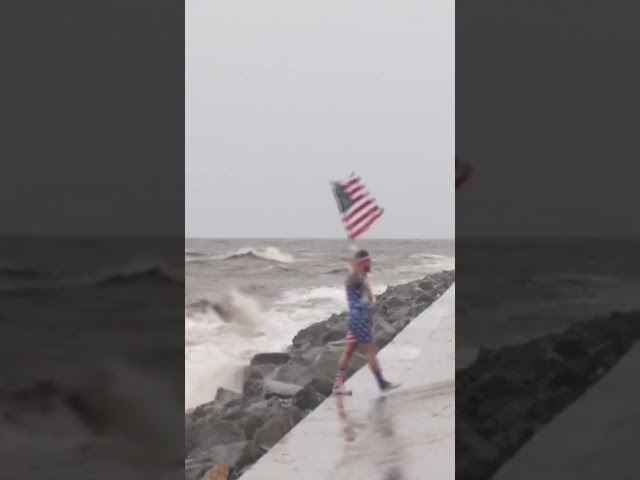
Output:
(492, 342), (640, 480)
(241, 284), (455, 480)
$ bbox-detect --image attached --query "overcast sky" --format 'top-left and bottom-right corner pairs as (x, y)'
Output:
(186, 0), (454, 239)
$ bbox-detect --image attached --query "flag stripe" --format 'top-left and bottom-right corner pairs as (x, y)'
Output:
(344, 198), (374, 222)
(345, 184), (364, 197)
(350, 208), (384, 239)
(349, 192), (368, 205)
(331, 173), (383, 240)
(343, 177), (361, 189)
(346, 205), (380, 231)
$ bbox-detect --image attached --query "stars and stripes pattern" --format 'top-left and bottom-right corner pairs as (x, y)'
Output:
(345, 330), (356, 344)
(330, 173), (384, 241)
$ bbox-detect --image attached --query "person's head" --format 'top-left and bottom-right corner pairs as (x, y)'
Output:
(353, 249), (372, 274)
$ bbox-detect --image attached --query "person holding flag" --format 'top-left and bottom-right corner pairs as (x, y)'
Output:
(329, 175), (399, 394)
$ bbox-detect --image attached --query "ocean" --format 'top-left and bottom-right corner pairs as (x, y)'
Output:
(455, 239), (640, 368)
(3, 236), (637, 478)
(184, 238), (455, 410)
(0, 236), (184, 480)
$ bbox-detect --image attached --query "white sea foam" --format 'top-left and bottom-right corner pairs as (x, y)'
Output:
(184, 280), (403, 409)
(224, 247), (295, 263)
(185, 290), (316, 409)
(275, 286), (346, 307)
(0, 356), (182, 480)
(185, 246), (295, 264)
(184, 241), (456, 410)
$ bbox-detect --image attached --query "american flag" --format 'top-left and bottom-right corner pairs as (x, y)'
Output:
(330, 173), (384, 241)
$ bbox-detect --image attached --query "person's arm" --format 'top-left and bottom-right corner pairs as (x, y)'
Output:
(364, 280), (374, 327)
(348, 258), (363, 287)
(364, 280), (373, 303)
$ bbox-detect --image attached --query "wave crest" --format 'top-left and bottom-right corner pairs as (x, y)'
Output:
(97, 264), (184, 286)
(223, 247), (294, 264)
(0, 261), (183, 292)
(0, 266), (53, 280)
(0, 357), (182, 452)
(186, 290), (263, 328)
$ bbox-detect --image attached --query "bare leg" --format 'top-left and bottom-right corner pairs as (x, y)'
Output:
(334, 341), (357, 389)
(362, 343), (396, 390)
(338, 341), (357, 371)
(361, 343), (381, 373)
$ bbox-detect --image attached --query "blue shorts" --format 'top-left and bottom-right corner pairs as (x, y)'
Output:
(346, 308), (372, 344)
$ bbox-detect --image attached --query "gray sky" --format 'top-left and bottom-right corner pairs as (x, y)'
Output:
(186, 0), (454, 239)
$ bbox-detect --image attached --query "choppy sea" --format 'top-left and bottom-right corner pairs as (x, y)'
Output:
(184, 238), (455, 409)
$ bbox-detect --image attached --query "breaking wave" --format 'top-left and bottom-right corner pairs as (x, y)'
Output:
(0, 266), (54, 280)
(96, 265), (184, 286)
(185, 250), (208, 258)
(275, 285), (346, 308)
(184, 247), (295, 265)
(186, 291), (264, 330)
(184, 288), (338, 409)
(185, 290), (270, 409)
(325, 267), (349, 275)
(222, 247), (295, 264)
(0, 261), (183, 292)
(0, 357), (182, 479)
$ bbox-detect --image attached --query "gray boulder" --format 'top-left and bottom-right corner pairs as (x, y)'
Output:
(242, 364), (276, 397)
(238, 414), (265, 440)
(292, 384), (323, 411)
(372, 317), (400, 349)
(456, 420), (500, 480)
(210, 388), (253, 421)
(250, 352), (291, 366)
(263, 379), (303, 399)
(382, 296), (403, 308)
(187, 400), (219, 424)
(186, 420), (246, 453)
(254, 411), (294, 449)
(306, 377), (334, 397)
(185, 270), (457, 479)
(185, 441), (263, 480)
(272, 362), (311, 386)
(306, 348), (366, 383)
(292, 321), (331, 348)
(321, 324), (348, 344)
(374, 330), (397, 350)
(213, 387), (245, 405)
(243, 378), (263, 398)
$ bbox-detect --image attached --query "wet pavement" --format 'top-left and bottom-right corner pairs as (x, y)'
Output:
(241, 285), (455, 480)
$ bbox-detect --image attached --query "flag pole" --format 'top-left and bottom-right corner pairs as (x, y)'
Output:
(331, 179), (358, 260)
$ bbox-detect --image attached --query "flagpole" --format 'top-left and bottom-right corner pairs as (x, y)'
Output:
(347, 174), (357, 253)
(331, 179), (358, 260)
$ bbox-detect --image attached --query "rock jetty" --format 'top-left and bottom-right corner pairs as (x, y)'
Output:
(185, 270), (455, 480)
(456, 310), (640, 480)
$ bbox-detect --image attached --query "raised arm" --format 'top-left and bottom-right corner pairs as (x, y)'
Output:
(347, 257), (363, 287)
(364, 279), (373, 303)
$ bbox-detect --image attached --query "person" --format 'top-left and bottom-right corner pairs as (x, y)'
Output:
(333, 249), (398, 394)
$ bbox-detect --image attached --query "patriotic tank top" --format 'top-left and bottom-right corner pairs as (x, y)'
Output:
(346, 273), (369, 313)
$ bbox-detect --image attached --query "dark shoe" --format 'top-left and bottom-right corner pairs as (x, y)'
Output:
(379, 380), (400, 392)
